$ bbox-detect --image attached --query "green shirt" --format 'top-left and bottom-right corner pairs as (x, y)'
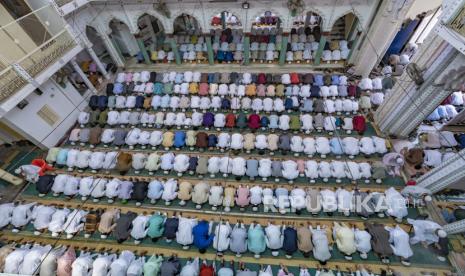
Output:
(147, 214), (165, 238)
(289, 115), (301, 130)
(143, 255), (163, 275)
(247, 224), (266, 254)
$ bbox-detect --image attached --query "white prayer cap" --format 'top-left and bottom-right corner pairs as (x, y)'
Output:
(437, 229), (447, 238)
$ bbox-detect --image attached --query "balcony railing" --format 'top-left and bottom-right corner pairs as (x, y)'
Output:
(55, 0), (74, 7)
(0, 30), (77, 102)
(17, 30), (77, 78)
(0, 67), (28, 102)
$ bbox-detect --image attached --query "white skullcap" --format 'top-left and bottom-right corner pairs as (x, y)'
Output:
(437, 229), (447, 238)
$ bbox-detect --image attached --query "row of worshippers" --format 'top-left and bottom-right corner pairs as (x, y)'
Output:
(66, 127), (387, 158)
(0, 245), (372, 276)
(89, 94), (372, 113)
(421, 131), (465, 150)
(37, 171), (416, 219)
(425, 91), (465, 122)
(35, 171), (411, 218)
(113, 71), (381, 88)
(45, 148), (381, 182)
(0, 202), (447, 265)
(78, 111), (367, 135)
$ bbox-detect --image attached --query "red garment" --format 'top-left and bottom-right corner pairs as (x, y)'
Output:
(31, 159), (53, 176)
(200, 264), (215, 276)
(348, 85), (357, 97)
(441, 95), (452, 105)
(225, 113), (236, 128)
(199, 83), (209, 96)
(257, 73), (266, 84)
(211, 17), (221, 26)
(248, 114), (261, 129)
(352, 116), (366, 134)
(406, 180), (417, 186)
(290, 73), (300, 84)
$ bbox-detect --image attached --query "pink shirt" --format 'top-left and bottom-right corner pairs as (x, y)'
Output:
(296, 159), (305, 174)
(57, 247), (76, 276)
(257, 84), (266, 97)
(235, 186), (250, 207)
(199, 83), (209, 96)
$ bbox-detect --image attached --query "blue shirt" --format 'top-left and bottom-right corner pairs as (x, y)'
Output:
(284, 98), (293, 110)
(192, 220), (214, 250)
(275, 187), (288, 197)
(153, 83), (164, 95)
(56, 148), (69, 165)
(113, 83), (124, 94)
(314, 74), (324, 86)
(260, 116), (269, 127)
(269, 115), (279, 129)
(330, 137), (344, 155)
(175, 73), (183, 84)
(438, 106), (448, 118)
(149, 181), (164, 199)
(247, 224), (266, 254)
(301, 99), (313, 112)
(457, 134), (465, 149)
(282, 227), (298, 255)
(427, 108), (440, 121)
(174, 131), (186, 148)
(331, 75), (340, 85)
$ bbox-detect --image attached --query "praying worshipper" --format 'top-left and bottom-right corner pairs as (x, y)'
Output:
(385, 225), (413, 266)
(310, 225), (332, 265)
(407, 218), (447, 245)
(333, 222), (356, 260)
(192, 220), (214, 253)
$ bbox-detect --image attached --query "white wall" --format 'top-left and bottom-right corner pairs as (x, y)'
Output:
(2, 78), (89, 149)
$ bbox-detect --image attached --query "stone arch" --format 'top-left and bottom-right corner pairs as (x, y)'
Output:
(326, 9), (363, 33)
(172, 12), (203, 34)
(99, 14), (132, 35)
(130, 10), (170, 34)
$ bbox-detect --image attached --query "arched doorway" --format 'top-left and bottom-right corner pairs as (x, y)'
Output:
(137, 13), (165, 51)
(209, 11), (243, 64)
(173, 13), (201, 34)
(85, 26), (114, 65)
(325, 12), (360, 63)
(109, 18), (138, 61)
(172, 13), (204, 63)
(250, 11), (282, 63)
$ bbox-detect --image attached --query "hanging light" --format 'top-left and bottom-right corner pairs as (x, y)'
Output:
(242, 1), (249, 9)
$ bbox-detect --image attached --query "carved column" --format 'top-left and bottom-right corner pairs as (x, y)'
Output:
(417, 149), (465, 193)
(353, 0), (415, 77)
(375, 36), (464, 137)
(443, 219), (465, 235)
(70, 58), (97, 94)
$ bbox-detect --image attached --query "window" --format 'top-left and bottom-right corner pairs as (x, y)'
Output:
(37, 104), (59, 126)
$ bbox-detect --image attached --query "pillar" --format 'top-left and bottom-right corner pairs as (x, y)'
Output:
(136, 38), (151, 64)
(169, 38), (181, 65)
(243, 35), (250, 65)
(443, 219), (465, 235)
(352, 0), (415, 77)
(70, 58), (97, 94)
(313, 36), (327, 66)
(375, 33), (465, 137)
(85, 46), (110, 79)
(96, 28), (125, 67)
(278, 34), (288, 66)
(416, 149), (465, 193)
(205, 36), (215, 65)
